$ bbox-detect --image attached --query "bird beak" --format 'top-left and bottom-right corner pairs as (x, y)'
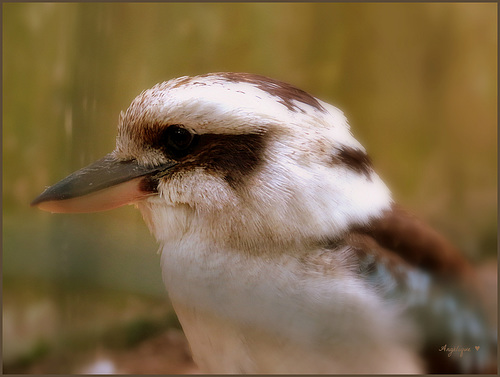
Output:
(31, 153), (177, 213)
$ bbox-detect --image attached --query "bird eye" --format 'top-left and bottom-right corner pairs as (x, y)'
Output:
(163, 125), (195, 156)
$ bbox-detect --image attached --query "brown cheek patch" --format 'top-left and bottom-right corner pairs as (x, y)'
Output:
(211, 72), (327, 114)
(175, 132), (268, 190)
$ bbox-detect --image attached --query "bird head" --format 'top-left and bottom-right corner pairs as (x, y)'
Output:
(32, 73), (391, 252)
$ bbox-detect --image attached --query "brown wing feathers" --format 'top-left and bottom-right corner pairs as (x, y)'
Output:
(347, 204), (496, 373)
(351, 204), (473, 281)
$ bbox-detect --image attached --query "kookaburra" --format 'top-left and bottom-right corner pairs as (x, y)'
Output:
(32, 73), (496, 374)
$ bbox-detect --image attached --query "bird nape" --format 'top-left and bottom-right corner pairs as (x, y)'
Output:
(32, 72), (496, 374)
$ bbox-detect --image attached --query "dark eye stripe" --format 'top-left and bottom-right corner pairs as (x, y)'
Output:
(171, 132), (268, 190)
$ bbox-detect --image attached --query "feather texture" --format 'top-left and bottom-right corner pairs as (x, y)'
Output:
(33, 73), (497, 373)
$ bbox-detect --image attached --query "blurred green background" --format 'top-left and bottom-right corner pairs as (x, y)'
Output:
(3, 3), (497, 373)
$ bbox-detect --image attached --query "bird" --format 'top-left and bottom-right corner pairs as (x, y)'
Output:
(32, 72), (496, 374)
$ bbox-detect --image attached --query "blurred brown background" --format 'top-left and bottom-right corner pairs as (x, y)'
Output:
(3, 3), (497, 374)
